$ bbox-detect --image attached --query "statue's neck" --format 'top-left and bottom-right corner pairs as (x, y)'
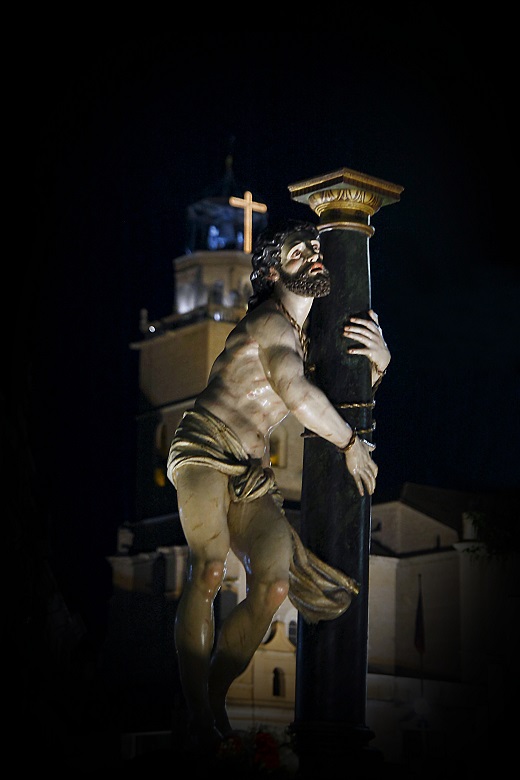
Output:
(273, 287), (313, 327)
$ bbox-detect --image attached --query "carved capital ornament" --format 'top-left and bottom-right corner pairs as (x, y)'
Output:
(289, 167), (403, 236)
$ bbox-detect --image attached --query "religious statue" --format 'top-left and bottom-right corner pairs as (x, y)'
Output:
(167, 219), (391, 753)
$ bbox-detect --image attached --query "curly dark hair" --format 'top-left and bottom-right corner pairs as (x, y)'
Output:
(248, 219), (319, 310)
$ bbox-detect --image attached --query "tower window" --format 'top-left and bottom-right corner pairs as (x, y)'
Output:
(288, 619), (297, 646)
(207, 225), (227, 250)
(272, 667), (285, 697)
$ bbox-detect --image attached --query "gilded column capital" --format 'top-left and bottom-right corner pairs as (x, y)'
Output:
(288, 167), (403, 236)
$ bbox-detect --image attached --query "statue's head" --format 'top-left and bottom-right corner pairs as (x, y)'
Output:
(249, 219), (325, 309)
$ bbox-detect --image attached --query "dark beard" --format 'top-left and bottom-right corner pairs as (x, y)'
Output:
(279, 264), (331, 298)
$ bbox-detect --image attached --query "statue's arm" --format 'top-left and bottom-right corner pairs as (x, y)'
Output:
(253, 310), (352, 448)
(252, 310), (378, 495)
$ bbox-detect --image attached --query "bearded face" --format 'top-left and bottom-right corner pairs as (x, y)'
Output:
(279, 262), (331, 298)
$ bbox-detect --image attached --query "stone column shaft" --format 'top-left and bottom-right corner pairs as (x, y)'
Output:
(288, 168), (403, 759)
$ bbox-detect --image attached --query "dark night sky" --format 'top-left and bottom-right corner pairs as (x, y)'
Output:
(12, 22), (518, 643)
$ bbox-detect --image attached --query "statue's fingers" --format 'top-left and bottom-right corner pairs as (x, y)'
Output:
(364, 463), (377, 492)
(350, 317), (380, 335)
(361, 474), (374, 495)
(346, 322), (377, 337)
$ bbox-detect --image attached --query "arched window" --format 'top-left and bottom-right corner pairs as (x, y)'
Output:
(272, 667), (285, 697)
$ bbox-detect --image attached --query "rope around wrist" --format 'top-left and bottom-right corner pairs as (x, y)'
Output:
(372, 362), (387, 392)
(338, 429), (357, 453)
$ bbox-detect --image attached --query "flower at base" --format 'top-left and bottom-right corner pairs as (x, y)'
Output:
(216, 725), (297, 777)
(253, 730), (281, 770)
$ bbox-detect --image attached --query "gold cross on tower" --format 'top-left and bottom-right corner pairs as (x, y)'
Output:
(229, 191), (267, 253)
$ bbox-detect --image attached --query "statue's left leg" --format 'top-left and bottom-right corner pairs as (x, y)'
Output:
(208, 494), (292, 735)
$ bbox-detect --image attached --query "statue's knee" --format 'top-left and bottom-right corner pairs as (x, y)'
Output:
(200, 560), (225, 596)
(267, 579), (289, 610)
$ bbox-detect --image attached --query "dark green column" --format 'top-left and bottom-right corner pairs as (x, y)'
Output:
(288, 169), (403, 766)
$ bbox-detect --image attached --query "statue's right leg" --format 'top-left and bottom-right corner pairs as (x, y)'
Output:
(173, 464), (230, 752)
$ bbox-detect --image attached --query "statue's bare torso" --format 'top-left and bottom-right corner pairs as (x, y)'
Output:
(196, 300), (297, 462)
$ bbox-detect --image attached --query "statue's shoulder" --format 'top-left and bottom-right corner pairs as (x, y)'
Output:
(245, 299), (293, 347)
(246, 298), (283, 328)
